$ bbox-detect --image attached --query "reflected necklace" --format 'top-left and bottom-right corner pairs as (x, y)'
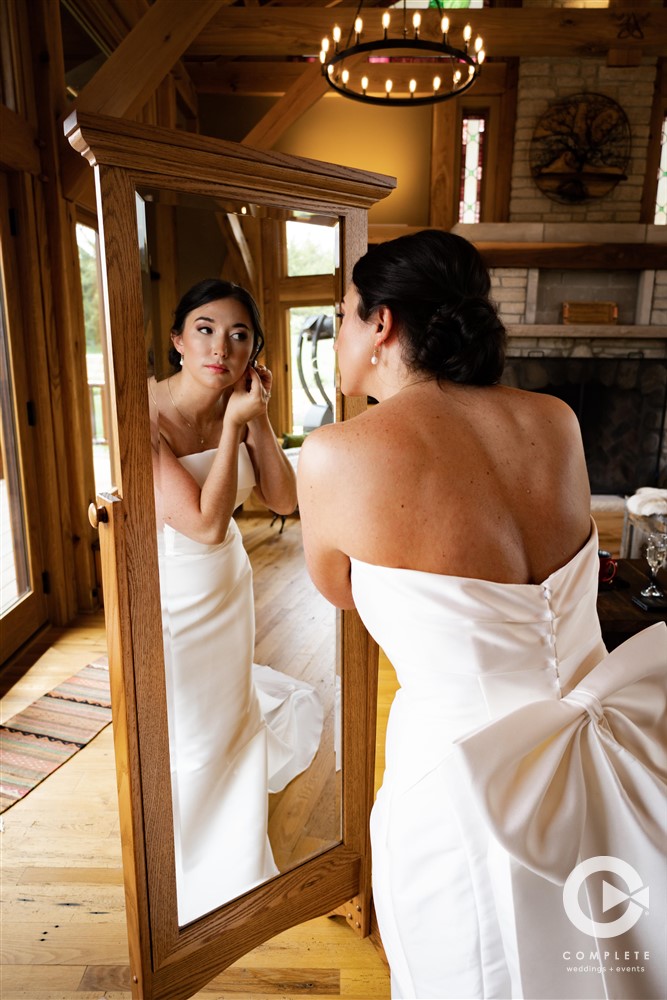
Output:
(167, 376), (206, 447)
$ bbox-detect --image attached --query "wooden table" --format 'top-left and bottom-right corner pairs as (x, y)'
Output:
(597, 559), (667, 650)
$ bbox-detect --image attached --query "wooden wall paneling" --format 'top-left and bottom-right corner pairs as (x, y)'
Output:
(430, 100), (459, 231)
(30, 0), (99, 614)
(640, 57), (666, 224)
(0, 104), (40, 174)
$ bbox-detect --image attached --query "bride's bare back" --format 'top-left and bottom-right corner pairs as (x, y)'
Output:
(299, 380), (591, 609)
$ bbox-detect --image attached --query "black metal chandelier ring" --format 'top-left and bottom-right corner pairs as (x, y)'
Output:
(322, 38), (480, 107)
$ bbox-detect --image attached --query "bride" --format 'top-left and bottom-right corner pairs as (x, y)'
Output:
(149, 278), (323, 926)
(297, 231), (666, 999)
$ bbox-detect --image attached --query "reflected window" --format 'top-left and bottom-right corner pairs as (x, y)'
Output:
(289, 307), (335, 435)
(76, 223), (114, 492)
(286, 221), (336, 277)
(459, 114), (486, 224)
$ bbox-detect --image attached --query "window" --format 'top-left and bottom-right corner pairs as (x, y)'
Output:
(458, 114), (486, 224)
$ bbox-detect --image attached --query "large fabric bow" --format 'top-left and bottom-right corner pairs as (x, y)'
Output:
(454, 622), (667, 886)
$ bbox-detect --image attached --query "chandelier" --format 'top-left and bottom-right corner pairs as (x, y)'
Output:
(320, 2), (485, 107)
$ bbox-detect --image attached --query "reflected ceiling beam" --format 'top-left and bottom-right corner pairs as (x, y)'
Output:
(242, 62), (328, 150)
(61, 0), (225, 202)
(189, 59), (508, 98)
(186, 8), (667, 59)
(218, 213), (258, 295)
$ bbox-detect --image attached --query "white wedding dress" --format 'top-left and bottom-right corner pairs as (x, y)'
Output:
(157, 444), (323, 926)
(351, 521), (666, 1000)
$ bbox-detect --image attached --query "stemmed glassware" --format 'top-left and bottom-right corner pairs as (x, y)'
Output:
(640, 533), (667, 599)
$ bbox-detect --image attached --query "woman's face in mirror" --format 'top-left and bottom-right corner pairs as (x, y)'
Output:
(172, 297), (256, 389)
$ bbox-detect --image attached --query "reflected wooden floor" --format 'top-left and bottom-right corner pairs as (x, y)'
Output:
(237, 511), (340, 873)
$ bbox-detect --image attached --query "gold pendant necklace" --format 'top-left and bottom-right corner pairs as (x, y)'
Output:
(167, 376), (205, 447)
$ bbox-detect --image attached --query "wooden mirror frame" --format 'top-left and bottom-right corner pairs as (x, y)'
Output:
(65, 111), (395, 1000)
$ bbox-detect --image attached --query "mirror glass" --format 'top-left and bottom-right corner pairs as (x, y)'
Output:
(136, 188), (341, 926)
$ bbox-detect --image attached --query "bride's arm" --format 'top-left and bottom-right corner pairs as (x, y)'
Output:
(297, 425), (355, 611)
(244, 365), (297, 515)
(150, 370), (266, 545)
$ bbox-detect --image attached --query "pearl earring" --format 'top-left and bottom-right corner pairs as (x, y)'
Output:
(180, 353), (184, 367)
(371, 344), (380, 366)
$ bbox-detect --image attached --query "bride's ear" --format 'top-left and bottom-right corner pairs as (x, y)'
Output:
(374, 305), (395, 345)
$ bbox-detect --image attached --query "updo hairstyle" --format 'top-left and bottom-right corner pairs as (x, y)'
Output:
(352, 230), (506, 385)
(168, 278), (265, 370)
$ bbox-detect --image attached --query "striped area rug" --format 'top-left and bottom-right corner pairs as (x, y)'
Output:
(0, 657), (111, 812)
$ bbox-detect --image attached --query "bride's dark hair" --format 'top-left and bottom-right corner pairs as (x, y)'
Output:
(169, 278), (265, 370)
(352, 230), (506, 385)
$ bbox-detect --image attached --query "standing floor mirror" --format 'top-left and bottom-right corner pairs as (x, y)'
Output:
(64, 111), (395, 1000)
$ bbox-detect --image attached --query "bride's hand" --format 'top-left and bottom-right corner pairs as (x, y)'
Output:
(226, 365), (271, 427)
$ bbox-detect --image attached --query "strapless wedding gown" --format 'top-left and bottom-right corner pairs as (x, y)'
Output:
(351, 522), (666, 1000)
(157, 444), (323, 926)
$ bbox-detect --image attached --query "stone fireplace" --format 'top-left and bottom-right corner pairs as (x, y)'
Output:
(452, 223), (667, 492)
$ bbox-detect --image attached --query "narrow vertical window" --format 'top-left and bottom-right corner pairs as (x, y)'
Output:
(459, 114), (486, 224)
(655, 114), (667, 225)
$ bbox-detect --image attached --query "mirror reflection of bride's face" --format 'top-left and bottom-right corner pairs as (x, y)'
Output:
(172, 297), (255, 390)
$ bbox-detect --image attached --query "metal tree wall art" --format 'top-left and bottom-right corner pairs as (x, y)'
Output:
(530, 93), (631, 204)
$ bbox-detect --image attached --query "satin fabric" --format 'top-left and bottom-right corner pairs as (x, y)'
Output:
(158, 445), (323, 926)
(350, 521), (666, 999)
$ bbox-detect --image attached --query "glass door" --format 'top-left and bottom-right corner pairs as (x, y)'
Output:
(0, 174), (47, 661)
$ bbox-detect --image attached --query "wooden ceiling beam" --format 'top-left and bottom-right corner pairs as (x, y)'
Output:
(185, 8), (667, 59)
(189, 59), (508, 97)
(74, 0), (224, 119)
(62, 0), (225, 201)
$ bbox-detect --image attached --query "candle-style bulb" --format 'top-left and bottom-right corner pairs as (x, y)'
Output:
(413, 11), (421, 36)
(342, 68), (349, 86)
(382, 11), (390, 35)
(475, 35), (483, 52)
(361, 75), (369, 93)
(327, 64), (334, 77)
(354, 16), (363, 37)
(433, 75), (441, 92)
(319, 50), (326, 64)
(463, 23), (472, 43)
(333, 25), (341, 45)
(409, 78), (417, 96)
(478, 49), (486, 65)
(385, 78), (393, 96)
(441, 16), (449, 36)
(453, 69), (461, 85)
